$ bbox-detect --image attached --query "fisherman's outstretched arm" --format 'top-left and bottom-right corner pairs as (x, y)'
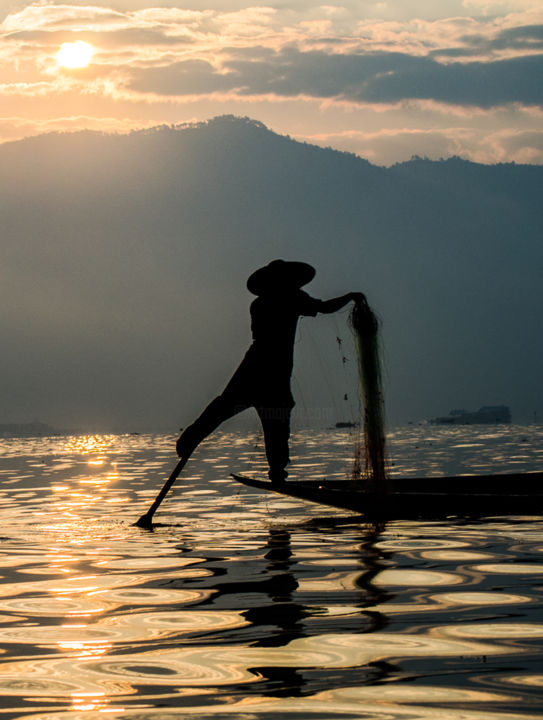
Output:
(318, 292), (366, 314)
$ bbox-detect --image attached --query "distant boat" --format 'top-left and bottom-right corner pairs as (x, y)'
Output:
(430, 406), (511, 425)
(335, 421), (359, 428)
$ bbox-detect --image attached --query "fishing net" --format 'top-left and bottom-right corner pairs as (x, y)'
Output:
(349, 298), (388, 493)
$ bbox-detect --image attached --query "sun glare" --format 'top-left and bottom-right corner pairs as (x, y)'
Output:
(57, 41), (94, 69)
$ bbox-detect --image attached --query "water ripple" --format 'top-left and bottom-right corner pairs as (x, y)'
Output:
(0, 426), (542, 718)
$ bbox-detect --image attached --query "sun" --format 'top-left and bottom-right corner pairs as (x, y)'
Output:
(56, 41), (95, 69)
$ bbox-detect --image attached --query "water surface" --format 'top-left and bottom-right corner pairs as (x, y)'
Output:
(0, 425), (542, 719)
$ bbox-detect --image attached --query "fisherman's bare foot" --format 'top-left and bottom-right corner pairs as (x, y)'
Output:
(269, 470), (288, 485)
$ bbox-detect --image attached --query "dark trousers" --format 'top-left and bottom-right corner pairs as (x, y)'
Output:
(177, 393), (292, 479)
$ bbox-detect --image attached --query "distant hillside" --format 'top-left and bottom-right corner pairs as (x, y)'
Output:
(1, 116), (541, 430)
(0, 422), (61, 438)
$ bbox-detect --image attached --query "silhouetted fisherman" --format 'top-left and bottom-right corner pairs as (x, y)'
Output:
(176, 260), (365, 483)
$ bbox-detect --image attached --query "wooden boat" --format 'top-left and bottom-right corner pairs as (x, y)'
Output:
(232, 472), (543, 519)
(231, 302), (543, 521)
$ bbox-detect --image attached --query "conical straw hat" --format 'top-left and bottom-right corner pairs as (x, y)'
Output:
(247, 259), (316, 296)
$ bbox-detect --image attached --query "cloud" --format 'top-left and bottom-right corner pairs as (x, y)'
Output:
(491, 127), (543, 162)
(3, 2), (542, 60)
(2, 4), (127, 32)
(129, 59), (234, 95)
(357, 52), (543, 107)
(6, 4), (539, 110)
(434, 22), (543, 58)
(462, 0), (541, 12)
(127, 46), (543, 109)
(489, 23), (543, 49)
(301, 124), (543, 164)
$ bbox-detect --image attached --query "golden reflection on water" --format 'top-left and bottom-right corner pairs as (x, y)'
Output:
(0, 627), (513, 699)
(63, 434), (117, 454)
(372, 568), (464, 587)
(0, 426), (542, 718)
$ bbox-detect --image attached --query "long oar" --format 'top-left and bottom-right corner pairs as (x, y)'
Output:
(133, 457), (188, 528)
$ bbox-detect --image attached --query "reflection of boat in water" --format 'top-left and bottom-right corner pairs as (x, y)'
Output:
(431, 406), (511, 425)
(232, 471), (543, 519)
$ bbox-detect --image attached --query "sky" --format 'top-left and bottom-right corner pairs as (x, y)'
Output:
(1, 0), (543, 165)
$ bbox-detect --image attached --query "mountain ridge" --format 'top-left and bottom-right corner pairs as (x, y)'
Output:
(1, 115), (541, 430)
(4, 114), (542, 171)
